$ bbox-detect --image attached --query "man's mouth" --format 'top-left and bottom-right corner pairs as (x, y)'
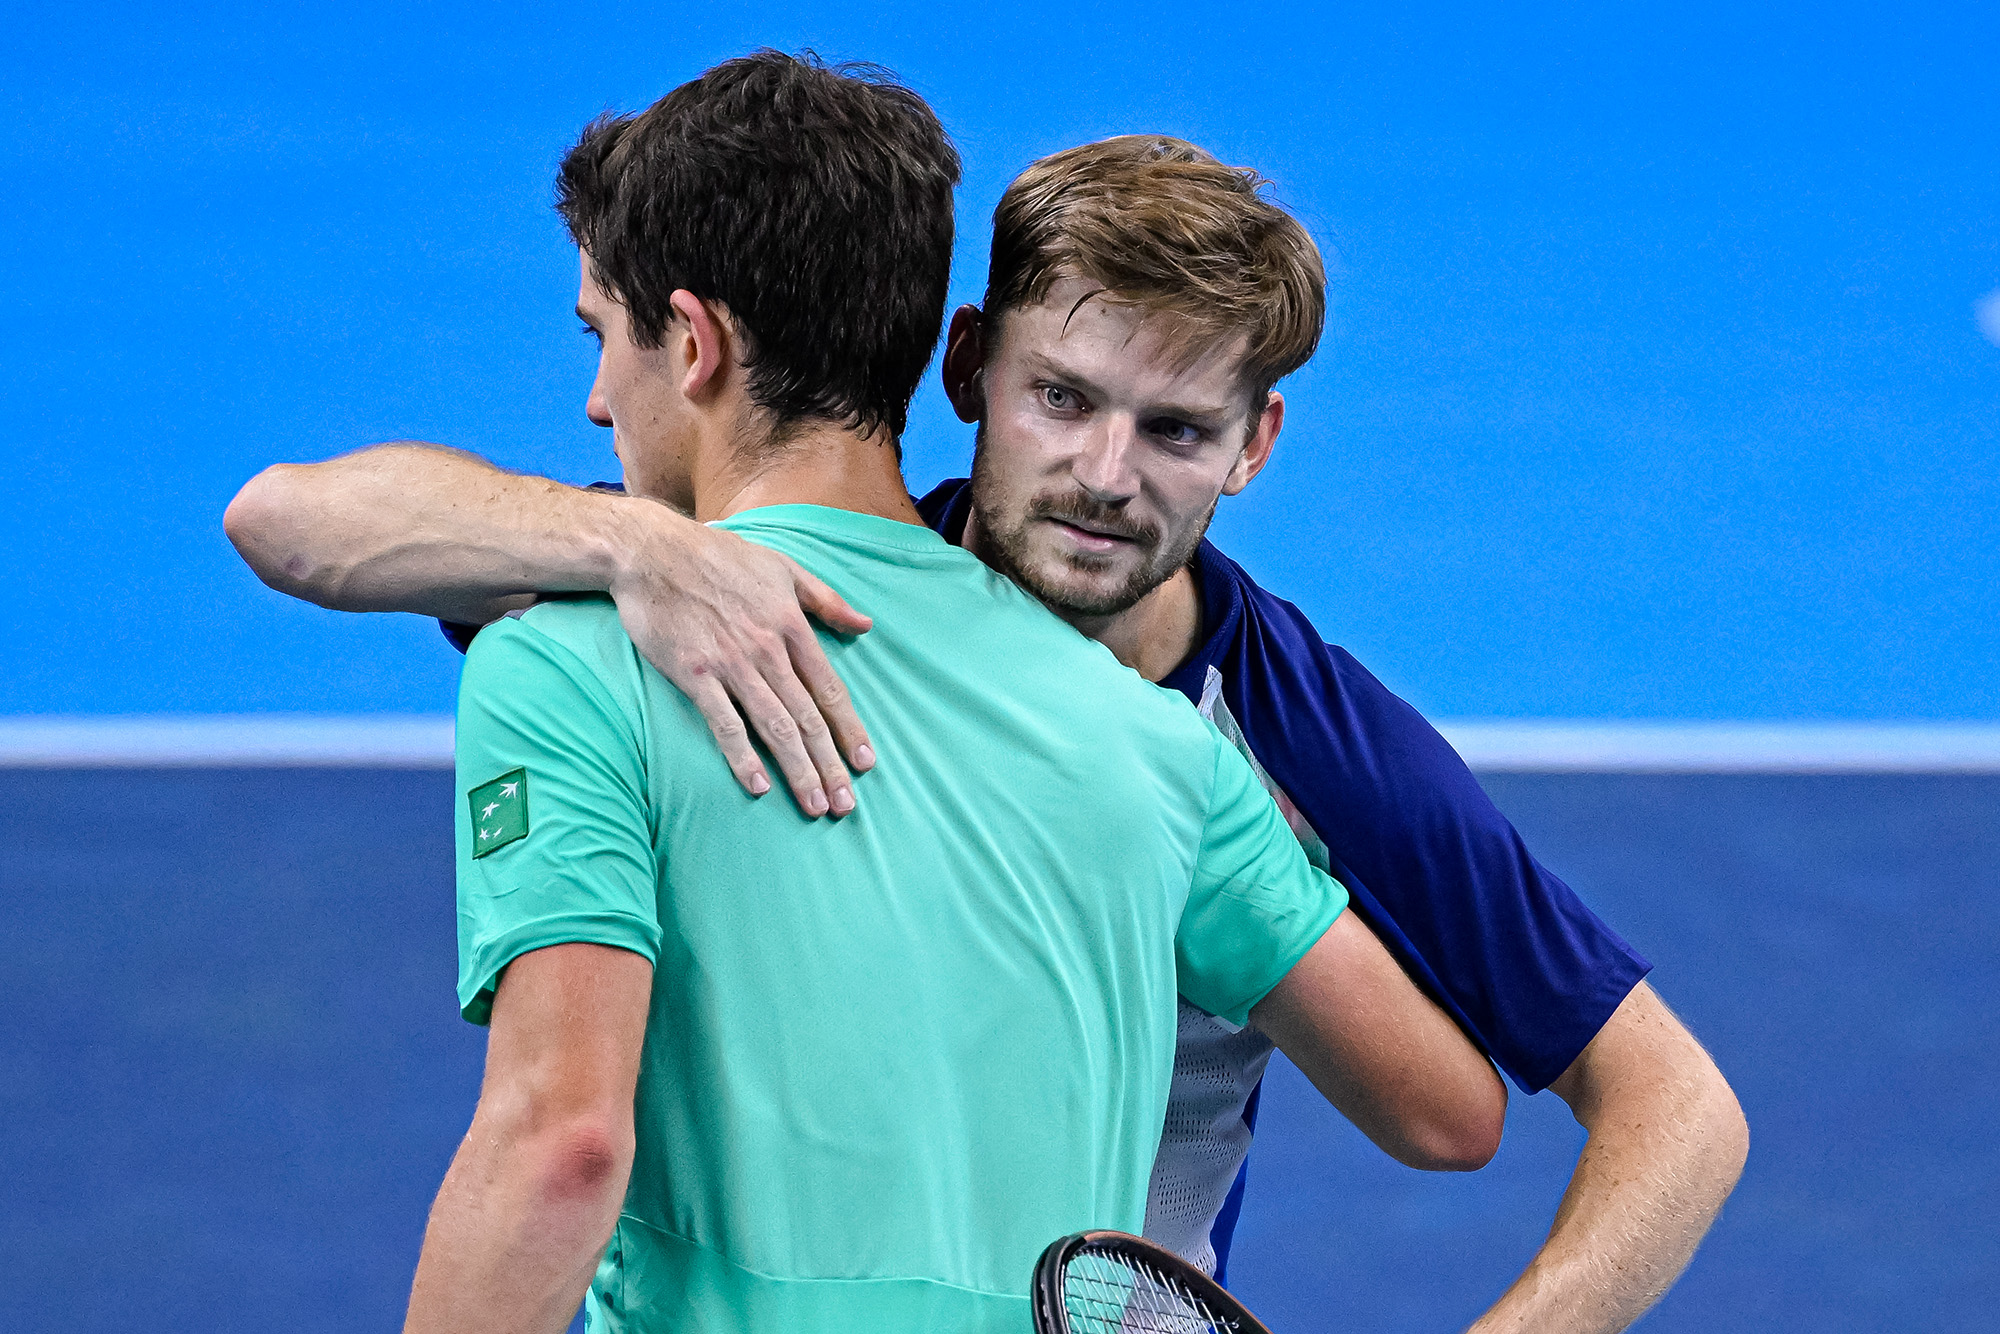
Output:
(1045, 516), (1144, 554)
(1052, 515), (1134, 539)
(1034, 497), (1153, 539)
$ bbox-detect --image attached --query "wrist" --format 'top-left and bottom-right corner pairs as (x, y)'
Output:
(588, 491), (695, 594)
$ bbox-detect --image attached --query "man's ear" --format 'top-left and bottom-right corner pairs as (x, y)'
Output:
(1222, 390), (1284, 496)
(940, 305), (987, 425)
(668, 289), (732, 401)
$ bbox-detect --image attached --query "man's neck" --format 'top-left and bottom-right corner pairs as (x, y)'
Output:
(1057, 567), (1205, 685)
(694, 419), (922, 527)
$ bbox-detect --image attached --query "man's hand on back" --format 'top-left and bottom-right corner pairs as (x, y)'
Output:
(224, 443), (875, 815)
(607, 513), (874, 815)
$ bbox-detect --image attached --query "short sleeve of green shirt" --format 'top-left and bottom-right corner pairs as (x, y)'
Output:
(1175, 737), (1349, 1027)
(453, 612), (660, 1024)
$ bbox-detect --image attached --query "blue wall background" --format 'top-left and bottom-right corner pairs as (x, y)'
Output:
(4, 0), (1996, 719)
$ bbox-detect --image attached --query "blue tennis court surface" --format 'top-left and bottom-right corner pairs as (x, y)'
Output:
(4, 769), (1994, 1330)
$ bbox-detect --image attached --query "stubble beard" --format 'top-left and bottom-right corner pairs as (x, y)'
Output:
(967, 424), (1217, 622)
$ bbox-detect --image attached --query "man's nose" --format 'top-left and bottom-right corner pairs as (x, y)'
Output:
(1071, 414), (1141, 503)
(585, 374), (612, 428)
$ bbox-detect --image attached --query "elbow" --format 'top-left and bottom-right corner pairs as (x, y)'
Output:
(1397, 1069), (1508, 1173)
(1435, 1118), (1505, 1173)
(469, 1075), (636, 1210)
(529, 1119), (635, 1206)
(221, 469), (266, 559)
(224, 464), (350, 606)
(224, 465), (308, 592)
(1415, 1114), (1506, 1175)
(1701, 1062), (1751, 1189)
(472, 1102), (634, 1214)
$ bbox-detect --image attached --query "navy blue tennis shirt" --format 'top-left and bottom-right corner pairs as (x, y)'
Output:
(445, 475), (1649, 1280)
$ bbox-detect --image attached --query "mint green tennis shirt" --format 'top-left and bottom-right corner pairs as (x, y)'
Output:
(453, 505), (1346, 1334)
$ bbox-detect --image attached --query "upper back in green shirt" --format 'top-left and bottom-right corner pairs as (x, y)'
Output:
(453, 505), (1343, 1333)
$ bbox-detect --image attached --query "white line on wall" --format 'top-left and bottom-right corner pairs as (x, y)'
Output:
(0, 715), (457, 768)
(3, 716), (2000, 773)
(1436, 720), (2000, 773)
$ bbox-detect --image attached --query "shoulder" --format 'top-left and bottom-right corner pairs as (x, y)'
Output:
(514, 591), (622, 639)
(1114, 676), (1241, 824)
(462, 595), (644, 719)
(468, 594), (622, 667)
(1140, 676), (1234, 774)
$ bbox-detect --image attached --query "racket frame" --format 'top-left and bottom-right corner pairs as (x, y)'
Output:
(1030, 1229), (1274, 1334)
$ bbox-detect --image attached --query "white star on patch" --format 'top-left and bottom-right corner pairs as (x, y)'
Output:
(481, 802), (500, 819)
(479, 828), (493, 841)
(499, 782), (519, 798)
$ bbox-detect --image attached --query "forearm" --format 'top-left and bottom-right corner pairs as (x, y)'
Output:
(405, 1111), (633, 1334)
(224, 443), (670, 622)
(1254, 911), (1507, 1172)
(1466, 986), (1748, 1334)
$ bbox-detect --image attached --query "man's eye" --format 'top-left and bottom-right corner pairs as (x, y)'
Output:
(579, 322), (603, 346)
(1149, 419), (1202, 447)
(1041, 385), (1078, 411)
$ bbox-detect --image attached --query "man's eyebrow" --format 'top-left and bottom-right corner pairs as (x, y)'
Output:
(1022, 350), (1106, 400)
(1146, 394), (1237, 424)
(575, 304), (598, 326)
(1024, 352), (1240, 426)
(1026, 352), (1234, 424)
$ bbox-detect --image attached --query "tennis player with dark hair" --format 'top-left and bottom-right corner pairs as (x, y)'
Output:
(293, 52), (1502, 1334)
(228, 95), (1746, 1334)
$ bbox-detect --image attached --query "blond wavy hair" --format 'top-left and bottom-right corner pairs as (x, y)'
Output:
(983, 135), (1325, 403)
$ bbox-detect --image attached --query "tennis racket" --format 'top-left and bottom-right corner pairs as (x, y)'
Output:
(1030, 1230), (1274, 1334)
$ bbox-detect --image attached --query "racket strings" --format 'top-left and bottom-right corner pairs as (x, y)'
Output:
(1061, 1250), (1238, 1333)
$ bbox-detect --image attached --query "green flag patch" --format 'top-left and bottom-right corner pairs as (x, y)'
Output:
(469, 768), (529, 857)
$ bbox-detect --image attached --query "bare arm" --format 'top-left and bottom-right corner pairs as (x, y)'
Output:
(405, 942), (654, 1334)
(224, 443), (873, 815)
(1252, 910), (1508, 1172)
(1465, 983), (1748, 1334)
(227, 443), (632, 624)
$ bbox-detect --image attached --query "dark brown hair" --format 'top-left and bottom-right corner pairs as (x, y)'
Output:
(984, 135), (1324, 405)
(557, 50), (960, 439)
